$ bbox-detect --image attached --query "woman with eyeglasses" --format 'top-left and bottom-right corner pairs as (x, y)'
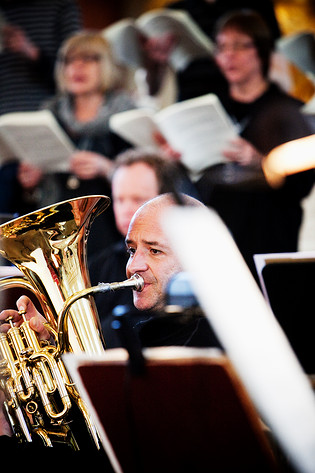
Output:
(17, 31), (137, 257)
(195, 9), (314, 279)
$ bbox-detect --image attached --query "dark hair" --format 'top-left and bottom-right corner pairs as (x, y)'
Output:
(214, 9), (274, 77)
(113, 147), (180, 194)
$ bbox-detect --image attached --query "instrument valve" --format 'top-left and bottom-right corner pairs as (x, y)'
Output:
(7, 398), (17, 410)
(19, 309), (27, 320)
(19, 347), (34, 360)
(26, 401), (38, 415)
(4, 315), (15, 328)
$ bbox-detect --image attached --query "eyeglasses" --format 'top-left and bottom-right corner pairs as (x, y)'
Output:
(61, 53), (101, 65)
(214, 42), (255, 55)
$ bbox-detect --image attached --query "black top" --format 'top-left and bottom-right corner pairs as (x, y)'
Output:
(138, 311), (222, 349)
(89, 240), (152, 348)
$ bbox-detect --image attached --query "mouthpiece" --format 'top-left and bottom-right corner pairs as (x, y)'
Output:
(129, 273), (144, 292)
(95, 273), (144, 293)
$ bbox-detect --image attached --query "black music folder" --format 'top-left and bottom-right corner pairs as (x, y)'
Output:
(254, 251), (315, 374)
(64, 347), (277, 473)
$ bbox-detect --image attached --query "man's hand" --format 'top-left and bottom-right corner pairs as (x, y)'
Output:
(0, 295), (50, 341)
(153, 131), (181, 161)
(3, 25), (40, 61)
(223, 137), (263, 166)
(17, 162), (43, 190)
(70, 151), (114, 180)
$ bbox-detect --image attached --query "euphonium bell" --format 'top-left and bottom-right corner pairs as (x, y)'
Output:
(0, 194), (109, 355)
(0, 195), (144, 450)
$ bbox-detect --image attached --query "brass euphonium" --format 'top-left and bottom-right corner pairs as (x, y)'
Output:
(0, 195), (143, 450)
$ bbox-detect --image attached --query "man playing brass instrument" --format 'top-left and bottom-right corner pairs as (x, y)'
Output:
(0, 192), (204, 340)
(0, 192), (210, 462)
(0, 193), (286, 473)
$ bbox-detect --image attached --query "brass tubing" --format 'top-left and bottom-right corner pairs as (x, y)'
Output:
(57, 273), (144, 354)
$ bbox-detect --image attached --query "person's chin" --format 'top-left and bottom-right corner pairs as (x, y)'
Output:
(134, 292), (153, 312)
(134, 299), (150, 311)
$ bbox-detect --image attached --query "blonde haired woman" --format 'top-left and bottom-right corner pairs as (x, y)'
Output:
(18, 31), (137, 256)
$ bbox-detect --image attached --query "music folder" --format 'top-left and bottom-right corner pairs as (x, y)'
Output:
(254, 251), (315, 374)
(63, 347), (277, 473)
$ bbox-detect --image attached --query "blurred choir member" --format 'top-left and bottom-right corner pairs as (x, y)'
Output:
(0, 0), (82, 215)
(17, 31), (138, 256)
(194, 10), (314, 278)
(0, 0), (82, 114)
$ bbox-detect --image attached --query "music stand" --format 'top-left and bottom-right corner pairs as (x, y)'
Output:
(64, 347), (277, 473)
(254, 251), (315, 374)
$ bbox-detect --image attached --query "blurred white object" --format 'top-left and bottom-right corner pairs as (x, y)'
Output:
(162, 205), (315, 473)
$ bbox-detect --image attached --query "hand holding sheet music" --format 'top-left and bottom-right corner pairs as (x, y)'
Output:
(0, 110), (74, 172)
(109, 93), (238, 180)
